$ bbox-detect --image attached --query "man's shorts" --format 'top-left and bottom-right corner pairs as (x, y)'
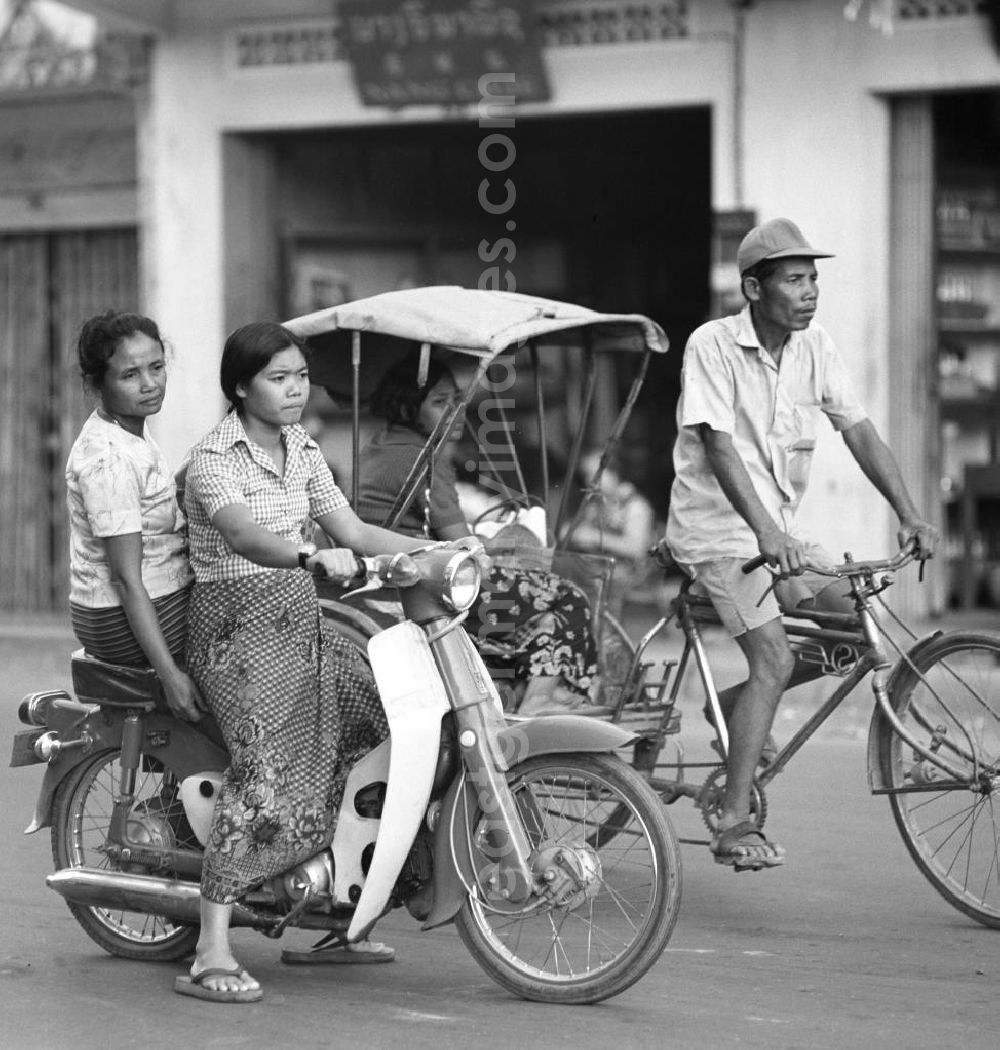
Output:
(680, 543), (837, 637)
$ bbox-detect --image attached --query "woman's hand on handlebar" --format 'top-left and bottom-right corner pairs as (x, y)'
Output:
(307, 547), (365, 584)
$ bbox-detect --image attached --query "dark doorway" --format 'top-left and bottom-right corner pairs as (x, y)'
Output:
(237, 109), (711, 514)
(0, 228), (138, 611)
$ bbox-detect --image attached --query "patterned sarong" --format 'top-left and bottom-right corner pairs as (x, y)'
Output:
(469, 566), (599, 694)
(186, 571), (387, 905)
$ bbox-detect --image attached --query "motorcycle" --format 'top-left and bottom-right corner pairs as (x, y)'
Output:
(10, 543), (682, 1004)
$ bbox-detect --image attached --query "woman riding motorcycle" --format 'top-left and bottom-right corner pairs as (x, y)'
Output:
(178, 321), (424, 1003)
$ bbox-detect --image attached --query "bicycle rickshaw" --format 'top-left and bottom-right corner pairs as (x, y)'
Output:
(285, 284), (667, 710)
(287, 286), (1000, 930)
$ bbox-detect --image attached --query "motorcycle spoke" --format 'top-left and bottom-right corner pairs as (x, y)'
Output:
(55, 750), (199, 954)
(468, 766), (660, 974)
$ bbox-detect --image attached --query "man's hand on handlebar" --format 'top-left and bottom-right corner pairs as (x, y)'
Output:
(897, 518), (939, 561)
(756, 528), (806, 578)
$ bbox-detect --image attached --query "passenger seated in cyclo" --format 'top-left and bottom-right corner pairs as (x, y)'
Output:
(664, 218), (938, 872)
(348, 353), (609, 718)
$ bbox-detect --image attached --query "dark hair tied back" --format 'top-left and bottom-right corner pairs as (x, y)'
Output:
(76, 310), (164, 389)
(220, 321), (307, 411)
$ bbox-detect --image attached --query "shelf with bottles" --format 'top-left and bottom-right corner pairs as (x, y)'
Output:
(938, 342), (1000, 400)
(936, 181), (1000, 335)
(936, 265), (1000, 331)
(937, 184), (1000, 250)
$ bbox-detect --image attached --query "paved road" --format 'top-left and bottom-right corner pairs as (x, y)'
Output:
(1, 622), (997, 1050)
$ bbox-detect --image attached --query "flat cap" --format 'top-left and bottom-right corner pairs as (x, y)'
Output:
(737, 218), (834, 274)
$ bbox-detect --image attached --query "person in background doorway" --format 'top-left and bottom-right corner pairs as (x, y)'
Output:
(665, 217), (938, 871)
(564, 448), (656, 618)
(66, 310), (203, 723)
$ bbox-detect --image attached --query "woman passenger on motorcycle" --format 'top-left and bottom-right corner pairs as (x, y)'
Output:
(179, 321), (425, 1003)
(66, 311), (204, 723)
(356, 355), (603, 716)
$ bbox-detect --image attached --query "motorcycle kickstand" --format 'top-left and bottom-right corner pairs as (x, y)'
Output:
(264, 884), (317, 939)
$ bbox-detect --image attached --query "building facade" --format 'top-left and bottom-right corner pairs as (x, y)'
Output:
(9, 0), (1000, 615)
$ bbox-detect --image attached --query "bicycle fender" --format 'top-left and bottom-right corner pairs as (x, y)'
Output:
(422, 772), (475, 931)
(497, 716), (636, 766)
(866, 629), (943, 791)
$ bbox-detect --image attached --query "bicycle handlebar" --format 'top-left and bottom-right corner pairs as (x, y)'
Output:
(740, 549), (919, 578)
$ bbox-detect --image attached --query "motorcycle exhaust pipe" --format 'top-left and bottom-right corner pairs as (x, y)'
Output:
(46, 868), (274, 930)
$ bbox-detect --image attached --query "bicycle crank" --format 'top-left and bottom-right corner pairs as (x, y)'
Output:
(698, 767), (768, 833)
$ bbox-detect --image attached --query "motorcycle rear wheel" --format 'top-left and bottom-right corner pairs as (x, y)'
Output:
(454, 751), (681, 1004)
(51, 748), (201, 961)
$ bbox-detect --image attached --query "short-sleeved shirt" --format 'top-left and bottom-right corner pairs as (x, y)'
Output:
(666, 305), (867, 564)
(356, 427), (465, 539)
(66, 410), (193, 608)
(184, 411), (349, 582)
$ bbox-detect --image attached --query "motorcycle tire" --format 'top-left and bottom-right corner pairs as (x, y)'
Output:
(51, 748), (201, 961)
(454, 751), (681, 1004)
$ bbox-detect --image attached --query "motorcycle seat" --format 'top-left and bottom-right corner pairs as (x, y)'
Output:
(70, 649), (164, 710)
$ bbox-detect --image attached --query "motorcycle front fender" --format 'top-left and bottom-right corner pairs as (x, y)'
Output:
(346, 621), (450, 942)
(24, 709), (227, 834)
(420, 715), (637, 930)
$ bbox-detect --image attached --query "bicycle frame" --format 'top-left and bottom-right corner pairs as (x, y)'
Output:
(627, 562), (969, 814)
(617, 552), (1000, 926)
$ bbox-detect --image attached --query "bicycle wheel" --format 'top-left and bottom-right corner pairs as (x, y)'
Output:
(454, 752), (681, 1004)
(879, 631), (1000, 928)
(51, 749), (201, 960)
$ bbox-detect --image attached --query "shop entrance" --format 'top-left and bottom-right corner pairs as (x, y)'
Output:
(0, 228), (138, 611)
(225, 108), (711, 517)
(934, 91), (1000, 608)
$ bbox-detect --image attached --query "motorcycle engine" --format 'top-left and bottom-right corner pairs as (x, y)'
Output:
(271, 851), (335, 908)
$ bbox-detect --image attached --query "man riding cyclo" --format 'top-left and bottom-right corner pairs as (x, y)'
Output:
(664, 217), (938, 871)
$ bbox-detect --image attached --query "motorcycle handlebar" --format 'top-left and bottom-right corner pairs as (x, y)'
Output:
(311, 553), (402, 585)
(314, 543), (484, 591)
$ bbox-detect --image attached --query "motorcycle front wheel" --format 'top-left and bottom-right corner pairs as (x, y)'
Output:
(51, 748), (201, 961)
(454, 751), (681, 1004)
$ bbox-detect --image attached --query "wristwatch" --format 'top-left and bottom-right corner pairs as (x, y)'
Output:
(297, 543), (317, 570)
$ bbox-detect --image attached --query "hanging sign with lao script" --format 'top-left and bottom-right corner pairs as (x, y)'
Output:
(338, 0), (550, 108)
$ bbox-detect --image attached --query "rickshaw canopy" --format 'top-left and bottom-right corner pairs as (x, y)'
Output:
(284, 285), (668, 399)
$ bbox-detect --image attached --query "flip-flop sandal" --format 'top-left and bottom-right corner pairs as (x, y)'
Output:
(174, 966), (263, 1003)
(280, 939), (396, 965)
(710, 820), (785, 872)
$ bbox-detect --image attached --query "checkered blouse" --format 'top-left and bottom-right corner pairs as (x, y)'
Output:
(184, 411), (348, 582)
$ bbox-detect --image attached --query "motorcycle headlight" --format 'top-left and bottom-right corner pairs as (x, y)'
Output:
(442, 552), (481, 613)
